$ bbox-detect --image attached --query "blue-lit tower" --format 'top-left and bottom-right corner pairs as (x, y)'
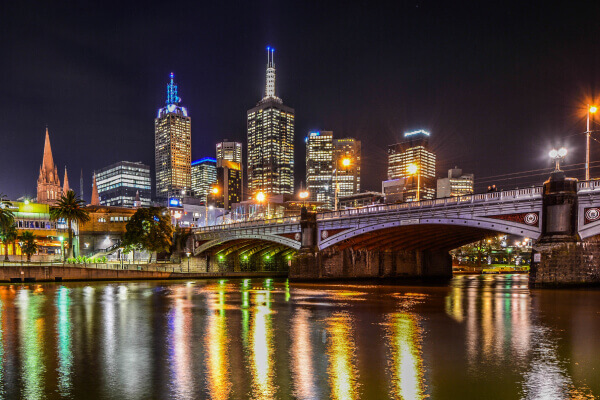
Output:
(155, 72), (192, 200)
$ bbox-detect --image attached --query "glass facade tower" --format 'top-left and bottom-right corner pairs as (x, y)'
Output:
(155, 73), (192, 200)
(95, 161), (151, 207)
(306, 131), (334, 208)
(388, 130), (436, 201)
(247, 47), (295, 196)
(191, 158), (217, 202)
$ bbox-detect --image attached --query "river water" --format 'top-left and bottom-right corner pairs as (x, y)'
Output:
(0, 275), (598, 399)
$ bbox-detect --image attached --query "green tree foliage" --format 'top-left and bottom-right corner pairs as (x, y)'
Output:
(0, 193), (16, 261)
(19, 231), (38, 262)
(122, 207), (172, 262)
(50, 190), (90, 258)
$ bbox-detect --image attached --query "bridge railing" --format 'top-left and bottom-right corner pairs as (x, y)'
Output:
(193, 186), (543, 232)
(578, 180), (600, 191)
(317, 186), (542, 221)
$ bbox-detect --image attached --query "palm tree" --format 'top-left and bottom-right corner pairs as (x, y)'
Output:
(19, 231), (38, 262)
(0, 193), (16, 261)
(0, 223), (18, 261)
(50, 190), (90, 258)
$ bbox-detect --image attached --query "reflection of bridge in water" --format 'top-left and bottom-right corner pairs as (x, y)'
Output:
(192, 178), (600, 287)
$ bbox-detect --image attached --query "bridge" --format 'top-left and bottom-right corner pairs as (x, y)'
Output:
(191, 175), (600, 287)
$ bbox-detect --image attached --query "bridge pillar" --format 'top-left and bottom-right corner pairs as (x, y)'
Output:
(530, 171), (600, 287)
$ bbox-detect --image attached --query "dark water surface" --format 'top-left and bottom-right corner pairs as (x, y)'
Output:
(0, 275), (598, 399)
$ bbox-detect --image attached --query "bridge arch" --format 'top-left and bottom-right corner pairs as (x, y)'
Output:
(319, 217), (541, 251)
(194, 233), (301, 255)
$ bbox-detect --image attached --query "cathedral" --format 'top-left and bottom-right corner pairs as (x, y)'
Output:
(37, 127), (69, 205)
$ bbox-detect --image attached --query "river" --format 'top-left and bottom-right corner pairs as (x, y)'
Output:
(0, 275), (598, 399)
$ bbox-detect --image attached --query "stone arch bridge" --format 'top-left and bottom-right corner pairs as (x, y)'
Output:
(192, 178), (600, 287)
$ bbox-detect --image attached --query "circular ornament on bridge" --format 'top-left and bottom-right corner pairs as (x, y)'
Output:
(294, 233), (301, 241)
(524, 213), (538, 225)
(585, 208), (600, 222)
(321, 230), (329, 239)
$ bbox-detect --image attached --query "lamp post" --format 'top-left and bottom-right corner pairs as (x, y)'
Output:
(549, 147), (568, 171)
(407, 163), (420, 201)
(59, 236), (65, 263)
(186, 252), (191, 273)
(256, 191), (266, 219)
(586, 105), (598, 181)
(299, 190), (309, 208)
(334, 157), (351, 211)
(18, 241), (23, 264)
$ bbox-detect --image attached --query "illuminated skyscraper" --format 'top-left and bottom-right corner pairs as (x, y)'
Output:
(95, 161), (151, 207)
(388, 130), (436, 201)
(216, 140), (242, 164)
(191, 158), (217, 202)
(247, 47), (295, 196)
(437, 167), (474, 198)
(155, 73), (191, 200)
(215, 160), (243, 210)
(333, 138), (361, 200)
(306, 131), (334, 207)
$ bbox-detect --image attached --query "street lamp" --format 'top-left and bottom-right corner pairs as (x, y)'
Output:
(586, 104), (598, 181)
(407, 163), (420, 201)
(549, 147), (567, 171)
(256, 191), (267, 219)
(334, 157), (352, 211)
(59, 236), (65, 263)
(299, 190), (309, 207)
(18, 241), (23, 263)
(186, 252), (191, 273)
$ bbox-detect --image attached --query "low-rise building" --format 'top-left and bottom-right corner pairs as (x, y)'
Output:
(78, 205), (136, 258)
(338, 191), (384, 209)
(437, 167), (474, 198)
(382, 178), (406, 204)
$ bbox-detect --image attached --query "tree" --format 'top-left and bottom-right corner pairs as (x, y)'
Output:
(122, 207), (172, 263)
(19, 231), (38, 262)
(50, 190), (90, 258)
(0, 223), (18, 261)
(171, 225), (192, 262)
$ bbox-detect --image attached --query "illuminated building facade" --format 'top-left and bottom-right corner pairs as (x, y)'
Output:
(306, 131), (334, 207)
(155, 73), (192, 200)
(37, 127), (66, 205)
(333, 138), (361, 199)
(216, 140), (242, 164)
(214, 160), (243, 210)
(95, 161), (151, 207)
(247, 47), (295, 196)
(437, 167), (474, 198)
(388, 130), (436, 201)
(191, 158), (217, 202)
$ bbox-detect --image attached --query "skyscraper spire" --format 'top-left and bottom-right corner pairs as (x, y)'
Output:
(166, 72), (181, 106)
(91, 173), (100, 206)
(265, 46), (276, 98)
(63, 167), (70, 195)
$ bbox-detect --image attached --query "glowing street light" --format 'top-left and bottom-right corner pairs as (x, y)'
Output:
(407, 163), (420, 201)
(549, 147), (567, 171)
(212, 187), (219, 195)
(334, 157), (353, 211)
(299, 190), (309, 208)
(256, 192), (266, 202)
(586, 104), (598, 180)
(341, 157), (351, 167)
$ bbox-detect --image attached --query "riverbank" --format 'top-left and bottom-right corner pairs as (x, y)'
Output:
(0, 265), (287, 282)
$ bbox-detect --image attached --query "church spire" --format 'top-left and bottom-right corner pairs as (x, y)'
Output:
(42, 126), (55, 175)
(265, 46), (276, 98)
(63, 167), (70, 195)
(91, 173), (100, 206)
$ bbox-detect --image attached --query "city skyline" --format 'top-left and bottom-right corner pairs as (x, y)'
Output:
(1, 2), (600, 201)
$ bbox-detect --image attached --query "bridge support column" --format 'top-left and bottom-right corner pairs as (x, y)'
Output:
(530, 170), (600, 287)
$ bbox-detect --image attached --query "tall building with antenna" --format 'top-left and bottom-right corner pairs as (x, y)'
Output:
(247, 47), (295, 196)
(155, 73), (192, 200)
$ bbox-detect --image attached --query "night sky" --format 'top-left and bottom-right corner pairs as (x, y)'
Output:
(1, 1), (599, 201)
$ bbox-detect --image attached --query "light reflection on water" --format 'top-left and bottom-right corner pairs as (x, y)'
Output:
(0, 275), (597, 399)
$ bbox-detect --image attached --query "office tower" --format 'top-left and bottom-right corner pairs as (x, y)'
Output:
(437, 167), (474, 198)
(216, 140), (243, 164)
(37, 127), (63, 205)
(215, 160), (243, 210)
(333, 138), (361, 200)
(155, 72), (192, 200)
(191, 158), (217, 202)
(247, 47), (295, 196)
(305, 131), (334, 208)
(95, 161), (152, 207)
(387, 129), (436, 201)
